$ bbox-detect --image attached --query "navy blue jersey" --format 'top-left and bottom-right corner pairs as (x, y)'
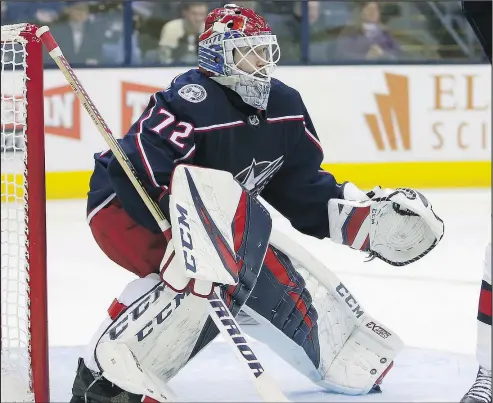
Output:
(87, 69), (342, 238)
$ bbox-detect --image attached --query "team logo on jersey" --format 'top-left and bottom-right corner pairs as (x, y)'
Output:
(247, 115), (260, 126)
(235, 156), (284, 196)
(178, 84), (207, 103)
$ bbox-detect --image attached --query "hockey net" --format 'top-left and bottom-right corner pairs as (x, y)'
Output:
(1, 23), (49, 402)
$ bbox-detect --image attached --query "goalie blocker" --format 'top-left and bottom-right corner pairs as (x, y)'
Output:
(78, 166), (448, 400)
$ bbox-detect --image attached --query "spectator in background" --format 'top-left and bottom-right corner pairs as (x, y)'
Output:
(334, 1), (399, 61)
(158, 2), (208, 65)
(267, 1), (321, 62)
(307, 1), (322, 25)
(294, 1), (333, 61)
(28, 1), (63, 25)
(1, 1), (63, 25)
(48, 3), (105, 65)
(102, 22), (142, 65)
(382, 2), (440, 60)
(132, 1), (183, 22)
(98, 3), (142, 65)
(132, 2), (181, 62)
(262, 2), (299, 62)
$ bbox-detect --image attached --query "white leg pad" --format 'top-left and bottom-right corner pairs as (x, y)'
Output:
(252, 198), (404, 395)
(85, 273), (210, 399)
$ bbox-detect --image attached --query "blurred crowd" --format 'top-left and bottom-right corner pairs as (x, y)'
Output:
(1, 1), (488, 66)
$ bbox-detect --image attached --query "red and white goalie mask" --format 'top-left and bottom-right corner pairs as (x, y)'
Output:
(198, 4), (281, 110)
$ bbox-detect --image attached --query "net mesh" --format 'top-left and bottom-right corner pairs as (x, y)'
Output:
(1, 23), (34, 402)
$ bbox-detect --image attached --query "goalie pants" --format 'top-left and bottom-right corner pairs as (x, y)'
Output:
(89, 197), (322, 367)
(89, 198), (168, 278)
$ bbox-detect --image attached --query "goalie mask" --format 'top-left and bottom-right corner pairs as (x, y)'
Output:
(198, 4), (280, 110)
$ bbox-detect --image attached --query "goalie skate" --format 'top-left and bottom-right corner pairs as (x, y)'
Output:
(461, 367), (492, 403)
(69, 358), (143, 403)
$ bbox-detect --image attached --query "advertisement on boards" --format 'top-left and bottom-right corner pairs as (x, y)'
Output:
(274, 65), (490, 163)
(1, 65), (490, 195)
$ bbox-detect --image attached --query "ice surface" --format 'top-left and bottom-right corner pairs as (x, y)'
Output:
(44, 189), (490, 401)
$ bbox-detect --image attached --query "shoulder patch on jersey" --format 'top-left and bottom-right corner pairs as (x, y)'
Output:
(178, 84), (207, 103)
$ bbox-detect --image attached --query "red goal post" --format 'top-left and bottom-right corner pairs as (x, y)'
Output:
(1, 23), (49, 402)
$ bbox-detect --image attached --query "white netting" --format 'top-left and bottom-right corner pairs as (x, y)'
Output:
(1, 23), (34, 402)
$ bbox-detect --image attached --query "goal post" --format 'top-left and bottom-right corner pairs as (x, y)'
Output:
(1, 23), (49, 402)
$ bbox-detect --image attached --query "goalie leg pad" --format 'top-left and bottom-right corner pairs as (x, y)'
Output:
(188, 190), (272, 359)
(244, 248), (403, 395)
(246, 245), (321, 365)
(243, 196), (405, 395)
(87, 181), (272, 394)
(86, 273), (210, 397)
(162, 164), (271, 296)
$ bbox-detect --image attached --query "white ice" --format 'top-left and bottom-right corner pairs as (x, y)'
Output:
(45, 189), (490, 402)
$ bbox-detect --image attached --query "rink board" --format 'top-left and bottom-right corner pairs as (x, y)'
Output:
(1, 64), (491, 199)
(3, 159), (488, 201)
(25, 160), (493, 200)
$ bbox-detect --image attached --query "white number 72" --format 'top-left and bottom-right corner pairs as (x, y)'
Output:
(150, 108), (193, 149)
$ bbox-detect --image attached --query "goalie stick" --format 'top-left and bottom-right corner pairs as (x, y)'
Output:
(35, 26), (289, 403)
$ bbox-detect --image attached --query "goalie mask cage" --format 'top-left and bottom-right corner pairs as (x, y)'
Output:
(1, 24), (49, 402)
